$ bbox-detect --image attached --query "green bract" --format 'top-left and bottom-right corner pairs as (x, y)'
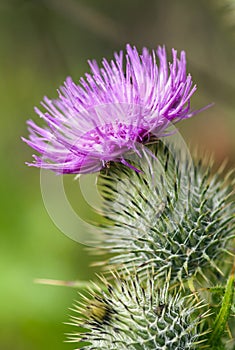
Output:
(97, 141), (235, 284)
(69, 272), (208, 349)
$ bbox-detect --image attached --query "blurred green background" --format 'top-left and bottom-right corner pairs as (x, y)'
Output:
(0, 0), (235, 349)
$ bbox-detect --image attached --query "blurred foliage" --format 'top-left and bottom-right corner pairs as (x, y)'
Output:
(0, 0), (234, 349)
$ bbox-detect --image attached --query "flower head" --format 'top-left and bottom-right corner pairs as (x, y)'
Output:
(23, 44), (198, 174)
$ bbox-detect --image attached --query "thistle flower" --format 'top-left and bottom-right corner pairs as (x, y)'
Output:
(23, 44), (198, 174)
(97, 142), (235, 284)
(68, 272), (208, 349)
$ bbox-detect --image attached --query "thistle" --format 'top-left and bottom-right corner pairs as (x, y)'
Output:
(68, 272), (209, 349)
(22, 44), (200, 174)
(97, 141), (235, 284)
(22, 44), (235, 349)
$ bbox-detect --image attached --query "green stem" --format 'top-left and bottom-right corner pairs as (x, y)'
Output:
(208, 264), (235, 348)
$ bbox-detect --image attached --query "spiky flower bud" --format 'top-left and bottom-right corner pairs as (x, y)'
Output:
(68, 272), (208, 349)
(97, 141), (235, 283)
